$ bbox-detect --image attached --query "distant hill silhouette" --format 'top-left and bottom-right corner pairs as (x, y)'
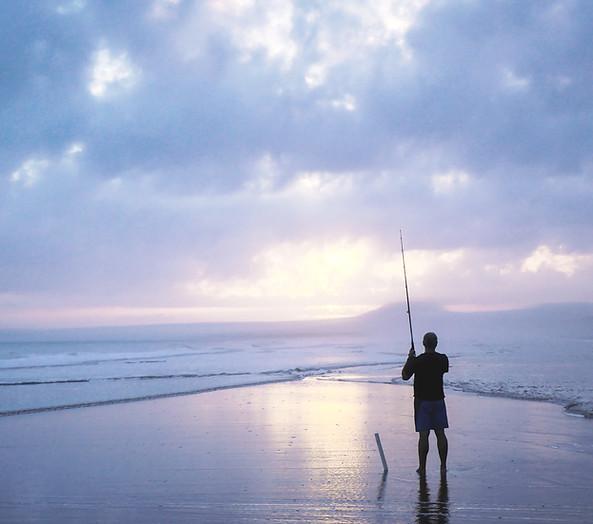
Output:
(1, 302), (591, 343)
(351, 302), (593, 342)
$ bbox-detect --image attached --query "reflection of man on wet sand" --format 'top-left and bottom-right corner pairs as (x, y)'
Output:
(417, 473), (450, 524)
(402, 332), (449, 475)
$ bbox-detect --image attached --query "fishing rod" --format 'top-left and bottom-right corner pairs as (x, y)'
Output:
(399, 230), (415, 354)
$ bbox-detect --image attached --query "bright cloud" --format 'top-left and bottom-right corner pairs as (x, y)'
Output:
(501, 67), (531, 91)
(431, 169), (471, 194)
(208, 0), (298, 69)
(288, 171), (356, 197)
(149, 0), (181, 19)
(10, 158), (50, 188)
(56, 0), (86, 15)
(402, 248), (468, 294)
(521, 246), (592, 277)
(343, 0), (428, 55)
(10, 144), (84, 188)
(88, 48), (140, 98)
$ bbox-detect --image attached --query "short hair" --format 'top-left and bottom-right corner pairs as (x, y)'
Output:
(423, 332), (438, 349)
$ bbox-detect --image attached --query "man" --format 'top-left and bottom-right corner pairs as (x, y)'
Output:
(402, 332), (449, 475)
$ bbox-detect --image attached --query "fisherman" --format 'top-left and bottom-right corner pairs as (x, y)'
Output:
(402, 331), (449, 475)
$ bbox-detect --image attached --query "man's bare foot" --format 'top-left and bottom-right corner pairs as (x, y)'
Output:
(440, 465), (447, 475)
(416, 467), (426, 476)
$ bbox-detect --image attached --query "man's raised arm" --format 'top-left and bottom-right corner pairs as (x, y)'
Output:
(401, 347), (415, 381)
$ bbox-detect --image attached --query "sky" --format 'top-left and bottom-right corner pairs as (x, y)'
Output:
(1, 0), (593, 328)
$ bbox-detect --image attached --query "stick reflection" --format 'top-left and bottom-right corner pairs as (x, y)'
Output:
(376, 470), (388, 502)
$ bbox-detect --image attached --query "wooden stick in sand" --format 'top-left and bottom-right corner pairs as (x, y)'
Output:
(374, 432), (388, 472)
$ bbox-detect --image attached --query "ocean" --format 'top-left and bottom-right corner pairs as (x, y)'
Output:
(1, 303), (592, 418)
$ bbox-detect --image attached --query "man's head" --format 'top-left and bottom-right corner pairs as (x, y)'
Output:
(422, 332), (438, 350)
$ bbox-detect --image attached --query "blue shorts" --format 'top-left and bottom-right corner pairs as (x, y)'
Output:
(414, 398), (449, 432)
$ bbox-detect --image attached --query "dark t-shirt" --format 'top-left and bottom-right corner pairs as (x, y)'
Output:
(402, 351), (449, 401)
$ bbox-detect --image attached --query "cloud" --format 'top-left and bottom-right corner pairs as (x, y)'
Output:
(87, 47), (140, 98)
(1, 0), (593, 327)
(521, 245), (593, 277)
(10, 158), (51, 188)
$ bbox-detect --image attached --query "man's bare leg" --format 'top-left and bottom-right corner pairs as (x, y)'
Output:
(435, 428), (448, 473)
(417, 430), (430, 475)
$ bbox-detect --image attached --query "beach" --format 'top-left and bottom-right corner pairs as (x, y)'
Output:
(2, 378), (593, 523)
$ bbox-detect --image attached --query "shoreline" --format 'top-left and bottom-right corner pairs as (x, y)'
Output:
(0, 376), (303, 418)
(2, 378), (593, 522)
(4, 364), (593, 420)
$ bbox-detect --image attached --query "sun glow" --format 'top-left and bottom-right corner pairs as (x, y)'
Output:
(183, 238), (400, 317)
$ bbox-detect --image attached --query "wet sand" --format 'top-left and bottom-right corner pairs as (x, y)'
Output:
(2, 378), (593, 522)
